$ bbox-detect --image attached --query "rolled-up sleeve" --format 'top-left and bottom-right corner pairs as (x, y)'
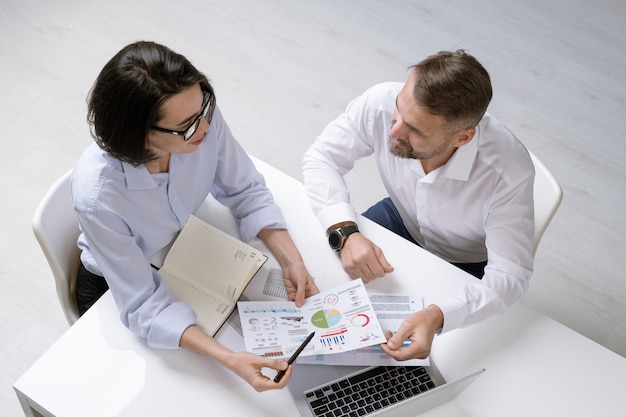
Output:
(75, 207), (198, 349)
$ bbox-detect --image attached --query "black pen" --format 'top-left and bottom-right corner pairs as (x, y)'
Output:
(274, 331), (316, 383)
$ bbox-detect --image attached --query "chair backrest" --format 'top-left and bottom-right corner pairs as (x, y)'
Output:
(32, 170), (81, 325)
(529, 151), (563, 255)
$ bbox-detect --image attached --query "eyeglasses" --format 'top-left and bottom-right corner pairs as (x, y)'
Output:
(151, 90), (212, 141)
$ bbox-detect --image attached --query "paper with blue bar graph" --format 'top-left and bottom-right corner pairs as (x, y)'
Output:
(237, 279), (385, 359)
(296, 292), (429, 366)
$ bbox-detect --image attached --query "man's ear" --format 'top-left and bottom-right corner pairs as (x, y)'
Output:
(454, 127), (476, 148)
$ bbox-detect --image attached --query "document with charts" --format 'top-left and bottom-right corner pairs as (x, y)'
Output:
(237, 279), (385, 359)
(159, 215), (267, 336)
(296, 292), (430, 366)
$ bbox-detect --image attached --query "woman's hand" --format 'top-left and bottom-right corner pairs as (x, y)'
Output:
(224, 351), (292, 391)
(258, 228), (320, 306)
(282, 259), (320, 306)
(180, 325), (293, 391)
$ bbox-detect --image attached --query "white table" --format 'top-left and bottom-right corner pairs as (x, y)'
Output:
(14, 158), (626, 417)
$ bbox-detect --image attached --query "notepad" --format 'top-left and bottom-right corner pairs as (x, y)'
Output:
(159, 215), (267, 335)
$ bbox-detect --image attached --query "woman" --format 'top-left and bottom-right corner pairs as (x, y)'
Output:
(71, 41), (319, 391)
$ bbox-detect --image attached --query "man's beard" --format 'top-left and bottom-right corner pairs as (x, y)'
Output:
(389, 137), (449, 160)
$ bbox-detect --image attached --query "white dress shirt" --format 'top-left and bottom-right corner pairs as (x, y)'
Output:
(302, 82), (535, 332)
(72, 106), (285, 349)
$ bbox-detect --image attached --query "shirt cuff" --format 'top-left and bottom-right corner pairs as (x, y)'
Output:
(239, 204), (287, 242)
(318, 203), (357, 231)
(147, 301), (197, 349)
(434, 296), (467, 334)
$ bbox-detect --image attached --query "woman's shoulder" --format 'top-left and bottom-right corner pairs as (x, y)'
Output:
(71, 143), (125, 211)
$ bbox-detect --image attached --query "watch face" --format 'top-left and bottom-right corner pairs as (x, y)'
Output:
(329, 231), (342, 249)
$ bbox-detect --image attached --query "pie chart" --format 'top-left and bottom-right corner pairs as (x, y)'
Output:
(311, 309), (342, 328)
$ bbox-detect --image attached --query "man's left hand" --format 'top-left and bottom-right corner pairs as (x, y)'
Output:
(380, 305), (444, 360)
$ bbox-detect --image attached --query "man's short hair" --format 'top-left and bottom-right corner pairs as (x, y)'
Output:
(411, 50), (492, 133)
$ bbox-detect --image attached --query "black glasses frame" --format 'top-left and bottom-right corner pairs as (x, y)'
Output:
(151, 89), (213, 142)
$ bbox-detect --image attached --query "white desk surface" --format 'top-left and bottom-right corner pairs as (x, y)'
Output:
(14, 158), (626, 417)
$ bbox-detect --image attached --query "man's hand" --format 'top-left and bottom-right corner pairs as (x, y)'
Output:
(380, 305), (444, 360)
(339, 232), (394, 283)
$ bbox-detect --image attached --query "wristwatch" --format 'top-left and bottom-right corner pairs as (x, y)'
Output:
(328, 225), (359, 251)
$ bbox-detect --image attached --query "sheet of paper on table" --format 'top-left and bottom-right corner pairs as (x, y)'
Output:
(237, 279), (385, 359)
(296, 292), (429, 366)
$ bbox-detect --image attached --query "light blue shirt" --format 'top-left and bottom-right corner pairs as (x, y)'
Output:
(72, 106), (285, 349)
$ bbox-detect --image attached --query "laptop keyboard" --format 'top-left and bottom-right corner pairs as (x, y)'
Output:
(304, 366), (436, 417)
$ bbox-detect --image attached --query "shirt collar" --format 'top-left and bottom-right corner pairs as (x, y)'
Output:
(441, 126), (480, 181)
(121, 161), (159, 190)
(121, 153), (187, 189)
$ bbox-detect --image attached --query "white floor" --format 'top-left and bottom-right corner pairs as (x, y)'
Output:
(2, 0), (625, 415)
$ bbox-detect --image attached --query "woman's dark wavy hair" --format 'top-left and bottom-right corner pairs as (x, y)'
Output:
(411, 50), (492, 134)
(87, 41), (216, 165)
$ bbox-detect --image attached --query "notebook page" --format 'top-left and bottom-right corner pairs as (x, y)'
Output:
(160, 215), (267, 301)
(160, 267), (234, 336)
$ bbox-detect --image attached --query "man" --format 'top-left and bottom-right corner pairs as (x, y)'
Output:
(302, 50), (535, 361)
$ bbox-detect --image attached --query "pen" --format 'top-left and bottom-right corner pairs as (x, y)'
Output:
(274, 331), (315, 383)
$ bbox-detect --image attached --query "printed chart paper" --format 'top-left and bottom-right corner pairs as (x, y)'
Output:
(237, 279), (385, 359)
(297, 292), (429, 366)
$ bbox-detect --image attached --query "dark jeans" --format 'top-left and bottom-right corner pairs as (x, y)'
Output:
(362, 197), (487, 279)
(76, 261), (109, 316)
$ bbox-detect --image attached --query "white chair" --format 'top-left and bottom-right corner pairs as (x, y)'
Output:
(529, 151), (563, 255)
(32, 170), (81, 325)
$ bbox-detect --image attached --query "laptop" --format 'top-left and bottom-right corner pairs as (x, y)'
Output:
(287, 361), (484, 417)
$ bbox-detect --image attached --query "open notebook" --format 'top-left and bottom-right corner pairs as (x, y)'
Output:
(159, 215), (267, 335)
